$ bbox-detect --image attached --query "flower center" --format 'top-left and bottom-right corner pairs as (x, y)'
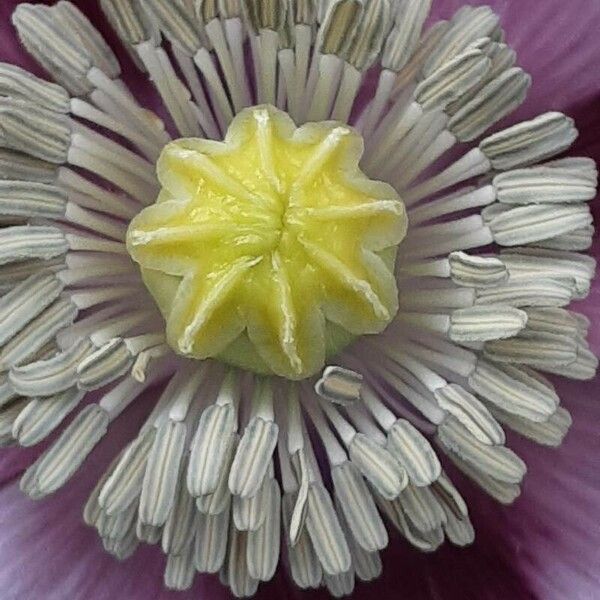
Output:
(126, 105), (407, 379)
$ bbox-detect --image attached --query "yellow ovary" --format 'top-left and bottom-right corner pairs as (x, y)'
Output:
(126, 106), (407, 379)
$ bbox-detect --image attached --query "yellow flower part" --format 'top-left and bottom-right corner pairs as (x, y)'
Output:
(126, 105), (407, 379)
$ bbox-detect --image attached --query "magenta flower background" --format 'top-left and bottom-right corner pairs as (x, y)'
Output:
(0, 1), (598, 599)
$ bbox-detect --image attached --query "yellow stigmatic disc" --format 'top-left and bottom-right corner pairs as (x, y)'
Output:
(126, 105), (407, 379)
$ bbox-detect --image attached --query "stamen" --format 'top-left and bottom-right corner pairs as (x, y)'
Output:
(315, 365), (363, 406)
(139, 418), (188, 526)
(99, 427), (156, 515)
(196, 434), (237, 515)
(9, 337), (92, 396)
(0, 297), (77, 370)
(0, 270), (64, 346)
(361, 0), (431, 136)
(468, 359), (559, 422)
(437, 416), (526, 484)
(161, 460), (197, 555)
(77, 338), (135, 390)
(233, 466), (271, 531)
(304, 480), (352, 576)
(449, 305), (528, 342)
(423, 6), (499, 76)
(246, 478), (281, 581)
(24, 403), (109, 497)
(484, 202), (593, 247)
(228, 378), (279, 498)
(0, 99), (71, 164)
(226, 526), (259, 597)
(398, 483), (446, 533)
(12, 4), (93, 96)
(449, 251), (509, 287)
(164, 546), (196, 591)
(0, 62), (70, 112)
(194, 506), (230, 574)
(54, 1), (121, 78)
(480, 111), (578, 171)
(433, 383), (505, 446)
(331, 460), (389, 552)
(187, 371), (238, 496)
(281, 488), (323, 588)
(0, 148), (57, 182)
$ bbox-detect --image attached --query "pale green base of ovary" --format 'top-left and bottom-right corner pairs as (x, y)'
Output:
(215, 323), (357, 378)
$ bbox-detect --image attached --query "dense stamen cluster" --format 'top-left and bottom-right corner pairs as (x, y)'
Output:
(0, 0), (596, 598)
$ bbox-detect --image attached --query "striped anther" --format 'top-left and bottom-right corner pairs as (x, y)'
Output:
(500, 247), (595, 298)
(448, 68), (531, 142)
(233, 472), (270, 531)
(442, 449), (521, 505)
(437, 417), (526, 484)
(196, 435), (237, 515)
(227, 527), (259, 598)
(468, 358), (558, 422)
(491, 405), (572, 448)
(194, 509), (229, 574)
(0, 226), (68, 266)
(281, 491), (323, 588)
(348, 433), (406, 500)
(449, 251), (509, 287)
(0, 270), (64, 346)
(161, 470), (197, 555)
(398, 484), (446, 533)
(331, 461), (388, 552)
(0, 149), (57, 183)
(414, 49), (490, 111)
(305, 481), (351, 576)
(0, 181), (67, 219)
(143, 0), (202, 56)
(318, 0), (362, 56)
(30, 403), (109, 496)
(12, 4), (93, 95)
(484, 329), (578, 369)
(0, 99), (71, 163)
(423, 6), (499, 76)
(494, 159), (598, 205)
(0, 62), (70, 112)
(77, 338), (134, 390)
(0, 398), (27, 446)
(0, 297), (78, 369)
(346, 0), (389, 71)
(475, 277), (574, 308)
(164, 547), (195, 591)
(484, 202), (593, 247)
(386, 419), (441, 487)
(100, 0), (158, 46)
(187, 403), (236, 496)
(324, 570), (355, 597)
(246, 478), (281, 581)
(315, 366), (363, 406)
(431, 472), (469, 519)
(99, 427), (156, 514)
(12, 388), (85, 447)
(139, 420), (187, 526)
(449, 305), (528, 342)
(480, 112), (578, 171)
(434, 384), (505, 446)
(54, 1), (121, 78)
(381, 0), (432, 71)
(228, 416), (279, 498)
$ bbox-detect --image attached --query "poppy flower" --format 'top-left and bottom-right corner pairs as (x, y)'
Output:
(0, 1), (598, 599)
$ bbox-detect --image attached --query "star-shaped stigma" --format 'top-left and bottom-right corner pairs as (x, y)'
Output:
(126, 106), (407, 379)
